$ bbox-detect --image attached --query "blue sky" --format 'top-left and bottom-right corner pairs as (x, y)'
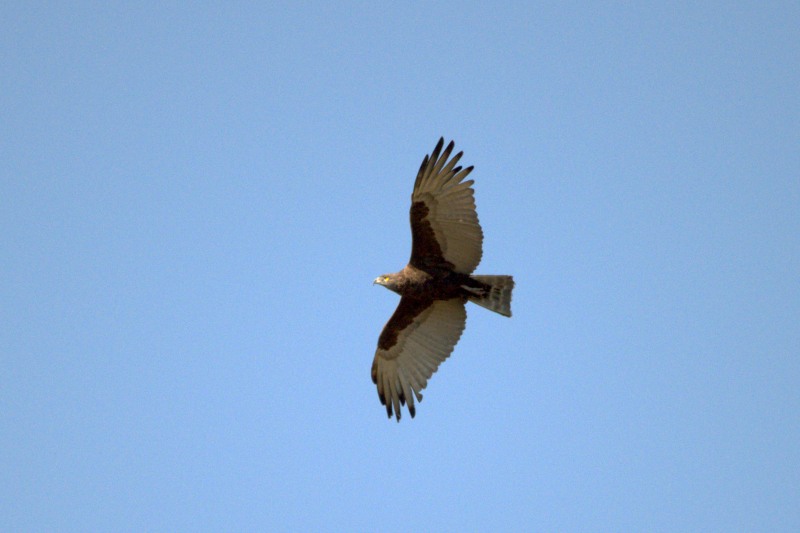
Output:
(2, 2), (798, 531)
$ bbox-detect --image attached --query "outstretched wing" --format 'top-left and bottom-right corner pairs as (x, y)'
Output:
(409, 138), (483, 274)
(371, 297), (467, 421)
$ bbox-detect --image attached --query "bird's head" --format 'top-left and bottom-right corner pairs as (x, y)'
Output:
(373, 273), (400, 293)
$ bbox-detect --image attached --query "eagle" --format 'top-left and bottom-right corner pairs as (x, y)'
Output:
(372, 138), (514, 421)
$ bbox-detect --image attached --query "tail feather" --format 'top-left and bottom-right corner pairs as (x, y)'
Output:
(465, 275), (514, 317)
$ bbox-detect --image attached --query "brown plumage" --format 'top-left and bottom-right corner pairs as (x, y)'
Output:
(372, 138), (514, 421)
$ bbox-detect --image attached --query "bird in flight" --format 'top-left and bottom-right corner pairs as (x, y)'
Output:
(372, 138), (514, 421)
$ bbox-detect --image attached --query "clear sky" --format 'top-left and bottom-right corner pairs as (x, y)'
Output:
(2, 2), (798, 531)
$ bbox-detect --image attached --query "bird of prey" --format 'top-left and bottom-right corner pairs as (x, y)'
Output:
(372, 138), (514, 421)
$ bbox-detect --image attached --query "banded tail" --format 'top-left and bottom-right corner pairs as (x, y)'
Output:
(464, 275), (514, 317)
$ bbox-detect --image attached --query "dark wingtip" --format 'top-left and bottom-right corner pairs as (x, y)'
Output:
(430, 138), (444, 161)
(409, 404), (416, 418)
(418, 154), (429, 174)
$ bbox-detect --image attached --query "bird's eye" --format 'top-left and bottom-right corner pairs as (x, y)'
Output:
(383, 276), (390, 281)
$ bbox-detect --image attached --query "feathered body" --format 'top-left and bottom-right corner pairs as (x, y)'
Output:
(372, 138), (514, 420)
